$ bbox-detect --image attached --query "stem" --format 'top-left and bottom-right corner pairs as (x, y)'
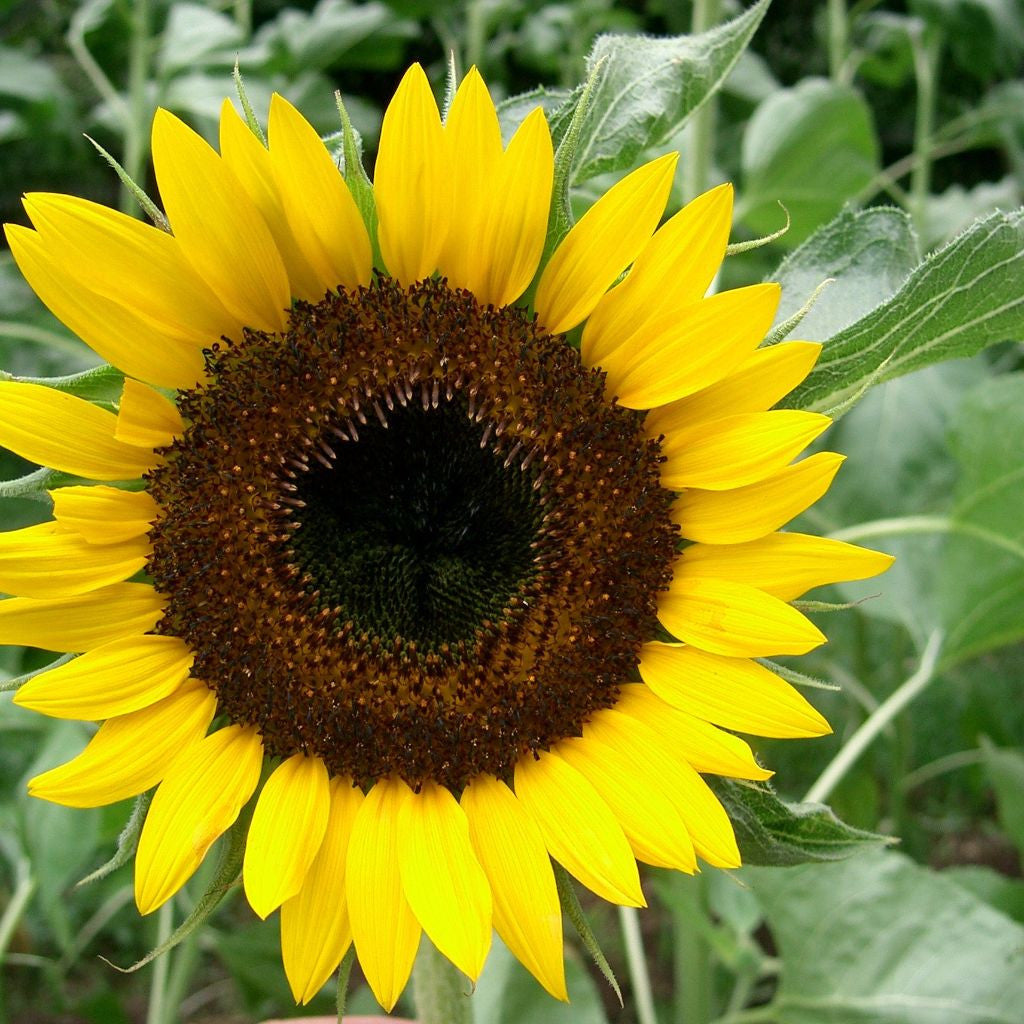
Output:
(827, 0), (849, 83)
(145, 901), (174, 1024)
(909, 26), (941, 234)
(682, 0), (722, 203)
(122, 0), (152, 216)
(899, 748), (986, 792)
(619, 905), (659, 1024)
(464, 0), (487, 73)
(0, 867), (36, 965)
(828, 515), (1024, 561)
(412, 938), (473, 1024)
(804, 629), (944, 804)
(673, 875), (710, 1024)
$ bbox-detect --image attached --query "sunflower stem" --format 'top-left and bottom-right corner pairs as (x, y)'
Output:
(804, 629), (944, 804)
(122, 0), (152, 218)
(673, 875), (711, 1024)
(145, 902), (173, 1024)
(909, 24), (942, 235)
(412, 937), (473, 1024)
(682, 0), (722, 202)
(619, 905), (659, 1024)
(827, 0), (850, 84)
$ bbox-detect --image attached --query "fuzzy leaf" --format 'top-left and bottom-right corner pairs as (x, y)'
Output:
(770, 206), (919, 342)
(710, 779), (891, 866)
(744, 850), (1024, 1023)
(785, 210), (1024, 413)
(741, 79), (880, 247)
(569, 0), (771, 183)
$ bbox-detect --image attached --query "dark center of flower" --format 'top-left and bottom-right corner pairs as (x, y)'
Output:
(291, 397), (543, 649)
(147, 278), (677, 789)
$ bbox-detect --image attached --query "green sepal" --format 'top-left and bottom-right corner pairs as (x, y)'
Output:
(1, 364), (126, 405)
(792, 597), (878, 614)
(0, 653), (74, 693)
(763, 277), (833, 347)
(539, 62), (605, 269)
(84, 135), (169, 232)
(709, 778), (893, 867)
(108, 813), (247, 973)
(553, 861), (622, 1006)
(233, 61), (267, 146)
(335, 945), (356, 1024)
(334, 92), (382, 270)
(726, 203), (791, 256)
(77, 791), (152, 887)
(0, 467), (78, 504)
(757, 659), (840, 692)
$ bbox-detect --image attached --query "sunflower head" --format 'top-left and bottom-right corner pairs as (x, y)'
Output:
(1, 63), (892, 1010)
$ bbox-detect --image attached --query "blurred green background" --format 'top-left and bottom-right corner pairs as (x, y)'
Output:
(1, 1), (1023, 1022)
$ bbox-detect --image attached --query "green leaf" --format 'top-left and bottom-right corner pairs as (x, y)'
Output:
(473, 935), (610, 1024)
(744, 850), (1024, 1023)
(740, 79), (880, 247)
(710, 780), (890, 866)
(569, 0), (771, 183)
(980, 739), (1024, 855)
(769, 206), (919, 343)
(0, 364), (125, 404)
(785, 210), (1024, 414)
(157, 2), (244, 75)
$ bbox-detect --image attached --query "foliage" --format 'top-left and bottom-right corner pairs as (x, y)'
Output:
(0, 0), (1022, 1022)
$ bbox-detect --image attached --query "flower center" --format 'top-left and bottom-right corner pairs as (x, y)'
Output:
(291, 397), (543, 650)
(147, 278), (678, 789)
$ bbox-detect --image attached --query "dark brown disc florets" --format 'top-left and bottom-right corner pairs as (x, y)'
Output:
(147, 277), (677, 789)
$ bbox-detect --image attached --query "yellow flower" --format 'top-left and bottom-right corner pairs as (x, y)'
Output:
(1, 65), (891, 1009)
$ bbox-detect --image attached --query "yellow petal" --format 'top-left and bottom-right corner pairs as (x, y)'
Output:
(582, 183), (733, 367)
(460, 776), (567, 1001)
(219, 99), (326, 303)
(557, 720), (697, 871)
(51, 485), (157, 545)
(244, 753), (331, 919)
(151, 108), (289, 331)
(135, 724), (263, 914)
(647, 341), (822, 430)
(398, 781), (492, 981)
(578, 704), (739, 868)
(671, 452), (846, 544)
(0, 583), (164, 652)
(438, 67), (504, 294)
(660, 411), (831, 491)
(267, 93), (372, 292)
(0, 381), (158, 481)
(0, 521), (149, 598)
(27, 678), (216, 808)
(346, 778), (421, 1011)
(659, 577), (826, 657)
(535, 153), (678, 335)
(375, 65), (448, 285)
(14, 633), (192, 719)
(4, 225), (206, 390)
(115, 379), (183, 450)
(281, 778), (363, 1004)
(614, 684), (772, 780)
(474, 108), (554, 306)
(514, 749), (644, 907)
(677, 533), (895, 601)
(638, 642), (831, 738)
(600, 284), (780, 410)
(21, 192), (237, 344)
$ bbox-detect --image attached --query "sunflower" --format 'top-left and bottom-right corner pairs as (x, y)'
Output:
(1, 65), (891, 1009)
